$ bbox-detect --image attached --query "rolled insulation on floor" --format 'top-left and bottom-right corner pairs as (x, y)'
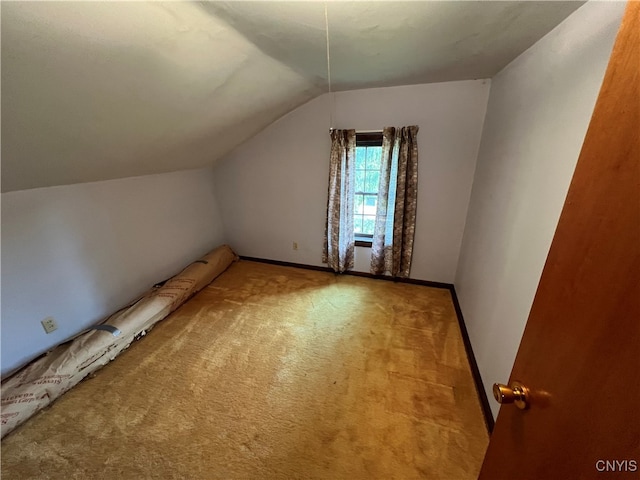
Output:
(0, 244), (238, 438)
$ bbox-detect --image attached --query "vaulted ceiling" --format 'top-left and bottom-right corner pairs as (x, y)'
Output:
(1, 1), (583, 192)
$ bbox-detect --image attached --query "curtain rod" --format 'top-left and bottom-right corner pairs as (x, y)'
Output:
(328, 129), (383, 133)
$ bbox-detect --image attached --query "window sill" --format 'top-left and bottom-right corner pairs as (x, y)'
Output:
(355, 238), (372, 248)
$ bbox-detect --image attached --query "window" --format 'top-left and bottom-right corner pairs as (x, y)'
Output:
(354, 132), (383, 246)
(324, 126), (418, 275)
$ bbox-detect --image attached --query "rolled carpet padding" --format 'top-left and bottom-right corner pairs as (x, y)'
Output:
(0, 244), (238, 438)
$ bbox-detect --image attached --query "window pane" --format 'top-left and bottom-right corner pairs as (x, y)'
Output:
(355, 170), (365, 193)
(355, 147), (366, 170)
(354, 215), (363, 234)
(363, 215), (376, 235)
(365, 171), (380, 193)
(363, 195), (377, 216)
(355, 142), (383, 238)
(354, 194), (364, 215)
(366, 146), (382, 170)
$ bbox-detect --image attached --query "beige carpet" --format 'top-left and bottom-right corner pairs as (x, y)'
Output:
(1, 260), (488, 479)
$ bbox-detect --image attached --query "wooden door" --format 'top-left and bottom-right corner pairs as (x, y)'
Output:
(479, 3), (639, 479)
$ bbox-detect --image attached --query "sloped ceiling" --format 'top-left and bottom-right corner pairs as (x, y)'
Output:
(1, 1), (583, 192)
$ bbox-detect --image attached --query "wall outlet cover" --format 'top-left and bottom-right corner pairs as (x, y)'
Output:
(41, 317), (58, 334)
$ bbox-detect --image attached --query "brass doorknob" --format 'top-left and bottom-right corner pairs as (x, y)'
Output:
(493, 381), (530, 410)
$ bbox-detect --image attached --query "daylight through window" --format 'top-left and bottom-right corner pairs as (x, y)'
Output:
(354, 133), (383, 240)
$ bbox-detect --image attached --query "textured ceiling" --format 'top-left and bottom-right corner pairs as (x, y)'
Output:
(208, 1), (584, 90)
(1, 1), (583, 192)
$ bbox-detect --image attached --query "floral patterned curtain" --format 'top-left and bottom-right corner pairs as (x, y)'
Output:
(370, 126), (419, 278)
(322, 129), (356, 273)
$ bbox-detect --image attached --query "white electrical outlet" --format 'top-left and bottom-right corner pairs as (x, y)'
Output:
(41, 317), (58, 334)
(292, 242), (299, 251)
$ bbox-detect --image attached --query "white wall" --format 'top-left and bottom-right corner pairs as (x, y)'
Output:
(1, 168), (225, 377)
(455, 1), (625, 418)
(214, 80), (490, 283)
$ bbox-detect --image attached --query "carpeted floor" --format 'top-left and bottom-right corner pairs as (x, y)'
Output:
(1, 260), (488, 479)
